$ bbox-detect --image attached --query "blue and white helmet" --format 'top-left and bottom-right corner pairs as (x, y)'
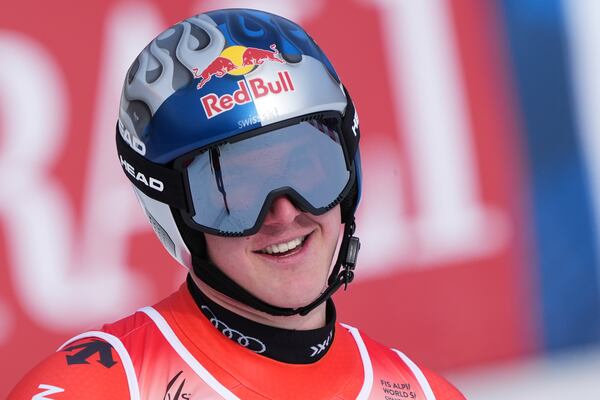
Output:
(117, 9), (361, 276)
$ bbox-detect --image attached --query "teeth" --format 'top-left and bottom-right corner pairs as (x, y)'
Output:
(260, 236), (306, 255)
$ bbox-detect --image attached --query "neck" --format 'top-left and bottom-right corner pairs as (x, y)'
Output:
(189, 272), (327, 330)
(186, 274), (337, 364)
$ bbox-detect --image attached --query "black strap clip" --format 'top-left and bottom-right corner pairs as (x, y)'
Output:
(343, 235), (360, 289)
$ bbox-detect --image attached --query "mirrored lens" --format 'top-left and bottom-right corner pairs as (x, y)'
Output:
(186, 119), (350, 233)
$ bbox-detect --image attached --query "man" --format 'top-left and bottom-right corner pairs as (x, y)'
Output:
(10, 9), (465, 399)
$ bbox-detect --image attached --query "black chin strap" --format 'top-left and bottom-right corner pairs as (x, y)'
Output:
(192, 219), (360, 317)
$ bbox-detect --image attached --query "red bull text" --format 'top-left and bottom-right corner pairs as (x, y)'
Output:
(201, 71), (295, 119)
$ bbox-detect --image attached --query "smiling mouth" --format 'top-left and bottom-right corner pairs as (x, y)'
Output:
(256, 234), (309, 256)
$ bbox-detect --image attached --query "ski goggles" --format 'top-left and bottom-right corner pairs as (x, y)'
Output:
(116, 112), (355, 236)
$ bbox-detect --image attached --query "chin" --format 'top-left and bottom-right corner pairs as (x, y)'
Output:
(263, 285), (326, 310)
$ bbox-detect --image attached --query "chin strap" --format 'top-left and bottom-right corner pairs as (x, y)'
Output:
(192, 219), (360, 317)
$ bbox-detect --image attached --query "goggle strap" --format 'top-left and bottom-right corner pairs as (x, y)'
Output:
(115, 125), (190, 211)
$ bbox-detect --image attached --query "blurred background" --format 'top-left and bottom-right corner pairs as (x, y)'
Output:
(1, 0), (600, 398)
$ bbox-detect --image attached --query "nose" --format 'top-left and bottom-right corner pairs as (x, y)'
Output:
(262, 195), (302, 226)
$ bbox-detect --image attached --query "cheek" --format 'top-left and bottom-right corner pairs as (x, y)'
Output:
(204, 235), (247, 268)
(323, 207), (342, 237)
(318, 208), (343, 256)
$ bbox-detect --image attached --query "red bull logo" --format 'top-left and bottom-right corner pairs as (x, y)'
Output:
(201, 71), (295, 119)
(193, 44), (284, 89)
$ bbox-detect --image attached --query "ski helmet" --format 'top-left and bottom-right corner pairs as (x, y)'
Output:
(116, 9), (362, 316)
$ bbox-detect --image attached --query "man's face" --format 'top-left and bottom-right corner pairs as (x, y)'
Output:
(204, 198), (342, 309)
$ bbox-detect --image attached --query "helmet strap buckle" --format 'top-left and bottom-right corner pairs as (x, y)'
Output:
(343, 235), (360, 289)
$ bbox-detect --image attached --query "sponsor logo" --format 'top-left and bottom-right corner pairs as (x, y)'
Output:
(200, 71), (294, 119)
(238, 108), (280, 129)
(119, 155), (164, 192)
(193, 44), (284, 89)
(352, 109), (360, 137)
(193, 44), (294, 119)
(201, 305), (266, 353)
(118, 120), (146, 155)
(309, 330), (333, 357)
(33, 384), (65, 400)
(62, 339), (117, 368)
(163, 371), (191, 400)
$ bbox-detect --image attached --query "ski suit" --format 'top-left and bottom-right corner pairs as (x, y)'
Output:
(10, 283), (466, 399)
